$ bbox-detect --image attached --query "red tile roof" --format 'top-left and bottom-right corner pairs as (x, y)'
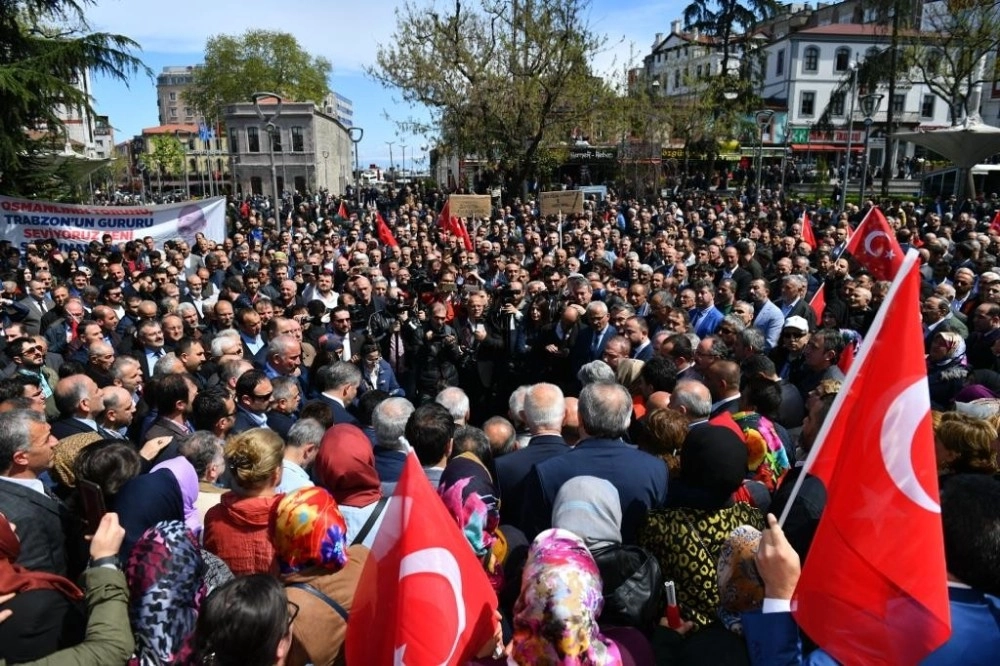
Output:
(142, 124), (200, 135)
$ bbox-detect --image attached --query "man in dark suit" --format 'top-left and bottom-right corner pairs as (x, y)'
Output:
(571, 301), (616, 377)
(744, 474), (1000, 665)
(265, 376), (301, 439)
(17, 279), (54, 336)
(922, 295), (961, 353)
(314, 361), (361, 426)
(50, 374), (103, 439)
(622, 316), (654, 361)
(143, 373), (197, 466)
(230, 369), (274, 435)
(521, 382), (668, 543)
(134, 319), (167, 382)
(537, 305), (581, 390)
(704, 359), (742, 419)
(716, 245), (753, 301)
(0, 409), (68, 574)
(495, 383), (571, 527)
(774, 274), (817, 331)
(325, 306), (368, 364)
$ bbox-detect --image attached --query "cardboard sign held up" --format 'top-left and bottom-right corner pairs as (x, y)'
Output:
(448, 195), (492, 219)
(539, 190), (584, 216)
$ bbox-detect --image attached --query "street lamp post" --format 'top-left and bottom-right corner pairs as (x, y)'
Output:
(322, 150), (329, 191)
(754, 110), (774, 196)
(350, 128), (364, 207)
(840, 62), (859, 216)
(385, 141), (395, 184)
(252, 91), (283, 231)
(400, 143), (407, 182)
(174, 129), (192, 199)
(858, 93), (884, 208)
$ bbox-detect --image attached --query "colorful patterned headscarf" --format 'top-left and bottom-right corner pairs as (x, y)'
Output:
(511, 529), (623, 666)
(270, 486), (350, 575)
(438, 453), (505, 591)
(125, 520), (206, 666)
(733, 411), (791, 492)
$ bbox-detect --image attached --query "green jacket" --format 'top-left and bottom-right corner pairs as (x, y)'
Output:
(1, 567), (135, 666)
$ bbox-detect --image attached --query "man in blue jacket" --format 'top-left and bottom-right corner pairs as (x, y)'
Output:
(744, 474), (1000, 665)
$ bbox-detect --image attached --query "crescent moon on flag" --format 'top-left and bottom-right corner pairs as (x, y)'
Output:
(864, 230), (890, 257)
(394, 547), (467, 666)
(879, 378), (940, 513)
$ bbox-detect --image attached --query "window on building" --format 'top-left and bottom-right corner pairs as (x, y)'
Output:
(776, 49), (785, 76)
(251, 176), (263, 195)
(674, 69), (680, 88)
(800, 91), (816, 116)
(291, 126), (304, 152)
(803, 46), (819, 73)
(228, 128), (239, 153)
(835, 47), (851, 72)
(830, 91), (845, 116)
(169, 107), (177, 118)
(892, 93), (905, 114)
(184, 107), (193, 117)
(696, 64), (703, 78)
(169, 91), (177, 101)
(921, 94), (935, 118)
(189, 158), (197, 173)
(926, 50), (942, 76)
(270, 127), (282, 152)
(247, 127), (260, 153)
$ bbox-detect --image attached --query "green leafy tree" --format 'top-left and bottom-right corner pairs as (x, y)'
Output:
(0, 0), (147, 196)
(139, 135), (184, 194)
(682, 0), (779, 89)
(186, 30), (332, 123)
(371, 0), (614, 196)
(905, 3), (1000, 125)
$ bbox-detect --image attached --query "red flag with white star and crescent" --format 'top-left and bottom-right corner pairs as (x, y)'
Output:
(843, 207), (904, 281)
(789, 249), (950, 665)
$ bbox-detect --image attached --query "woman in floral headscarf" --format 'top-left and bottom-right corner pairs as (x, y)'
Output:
(927, 331), (970, 409)
(270, 486), (369, 666)
(126, 520), (207, 665)
(508, 529), (653, 666)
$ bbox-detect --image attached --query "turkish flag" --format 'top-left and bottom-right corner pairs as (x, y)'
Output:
(376, 211), (399, 248)
(345, 453), (497, 665)
(801, 211), (817, 249)
(790, 249), (951, 665)
(337, 200), (349, 220)
(808, 282), (826, 322)
(439, 200), (474, 251)
(989, 210), (1000, 235)
(843, 207), (904, 281)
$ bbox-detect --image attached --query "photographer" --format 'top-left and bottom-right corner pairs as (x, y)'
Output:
(408, 301), (464, 405)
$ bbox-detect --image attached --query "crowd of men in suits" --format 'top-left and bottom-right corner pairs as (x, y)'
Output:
(0, 188), (998, 663)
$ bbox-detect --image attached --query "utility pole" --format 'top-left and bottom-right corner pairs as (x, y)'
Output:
(385, 141), (395, 184)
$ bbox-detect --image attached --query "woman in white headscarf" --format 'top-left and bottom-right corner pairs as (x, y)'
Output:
(552, 476), (664, 633)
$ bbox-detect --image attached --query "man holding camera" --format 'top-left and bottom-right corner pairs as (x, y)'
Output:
(409, 301), (464, 405)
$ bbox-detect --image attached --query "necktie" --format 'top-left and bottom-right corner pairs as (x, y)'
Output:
(591, 329), (602, 357)
(38, 299), (48, 313)
(69, 319), (78, 340)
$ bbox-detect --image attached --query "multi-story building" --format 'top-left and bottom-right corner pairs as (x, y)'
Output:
(51, 68), (100, 157)
(638, 19), (743, 97)
(322, 92), (354, 128)
(93, 115), (114, 160)
(139, 124), (230, 196)
(156, 66), (202, 126)
(224, 100), (353, 196)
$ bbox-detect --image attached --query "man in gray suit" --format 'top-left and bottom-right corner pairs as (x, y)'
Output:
(0, 409), (67, 574)
(17, 280), (54, 336)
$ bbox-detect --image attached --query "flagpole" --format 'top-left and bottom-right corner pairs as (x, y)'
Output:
(778, 247), (921, 527)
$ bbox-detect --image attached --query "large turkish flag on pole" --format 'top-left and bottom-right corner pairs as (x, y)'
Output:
(843, 207), (904, 281)
(783, 249), (951, 665)
(376, 211), (399, 248)
(345, 453), (497, 665)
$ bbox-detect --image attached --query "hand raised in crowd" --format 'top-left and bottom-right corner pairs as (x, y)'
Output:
(755, 513), (801, 600)
(0, 592), (14, 624)
(139, 436), (172, 462)
(89, 512), (126, 561)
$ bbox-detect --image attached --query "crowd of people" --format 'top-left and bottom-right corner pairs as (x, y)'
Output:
(0, 183), (999, 665)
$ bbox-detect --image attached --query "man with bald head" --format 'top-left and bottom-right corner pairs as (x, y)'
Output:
(540, 305), (581, 389)
(350, 275), (385, 329)
(494, 382), (571, 526)
(704, 360), (742, 418)
(51, 374), (104, 438)
(668, 379), (713, 426)
(97, 386), (135, 439)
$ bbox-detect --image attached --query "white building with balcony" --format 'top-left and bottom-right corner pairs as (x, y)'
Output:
(758, 18), (951, 173)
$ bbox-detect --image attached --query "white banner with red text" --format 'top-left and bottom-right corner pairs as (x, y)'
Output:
(0, 195), (227, 254)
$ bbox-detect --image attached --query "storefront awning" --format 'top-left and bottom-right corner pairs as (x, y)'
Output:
(791, 143), (862, 152)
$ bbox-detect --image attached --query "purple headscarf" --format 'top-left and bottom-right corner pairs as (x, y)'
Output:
(151, 457), (201, 536)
